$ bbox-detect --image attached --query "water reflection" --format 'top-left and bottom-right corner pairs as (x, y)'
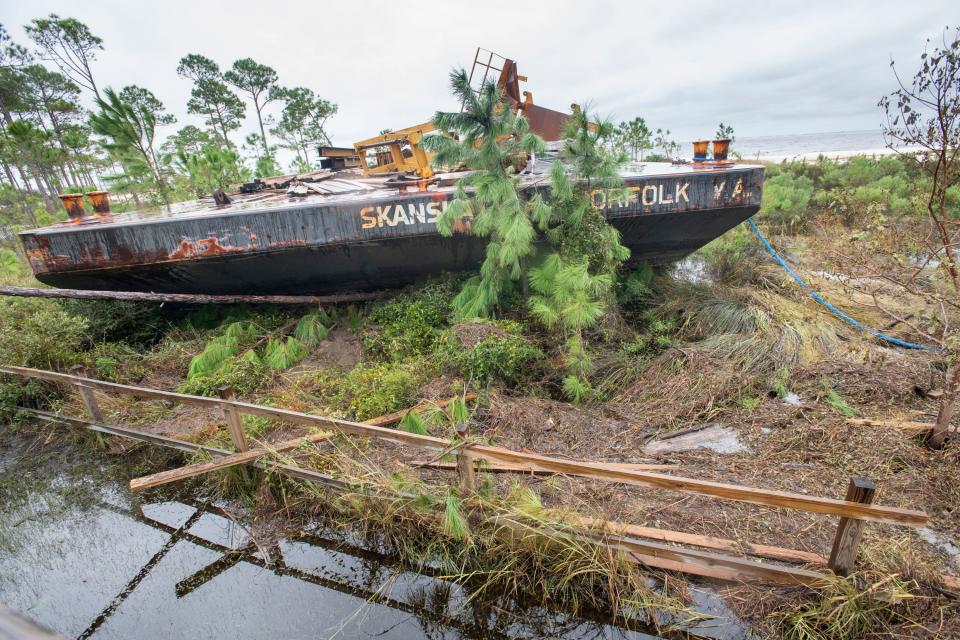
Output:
(0, 436), (664, 639)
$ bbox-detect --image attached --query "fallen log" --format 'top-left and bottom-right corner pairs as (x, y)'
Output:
(0, 285), (390, 306)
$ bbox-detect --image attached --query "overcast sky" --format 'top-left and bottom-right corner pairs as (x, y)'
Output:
(1, 0), (954, 164)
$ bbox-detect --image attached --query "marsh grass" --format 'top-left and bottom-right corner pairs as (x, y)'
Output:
(246, 439), (701, 636)
(774, 573), (920, 640)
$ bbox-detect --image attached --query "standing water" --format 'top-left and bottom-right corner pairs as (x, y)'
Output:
(0, 431), (671, 640)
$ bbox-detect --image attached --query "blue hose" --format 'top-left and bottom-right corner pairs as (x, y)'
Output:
(746, 217), (934, 351)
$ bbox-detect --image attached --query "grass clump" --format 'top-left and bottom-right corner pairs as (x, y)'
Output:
(301, 361), (430, 421)
(361, 280), (455, 362)
(819, 378), (860, 417)
(436, 322), (545, 386)
(178, 355), (269, 397)
(774, 573), (919, 640)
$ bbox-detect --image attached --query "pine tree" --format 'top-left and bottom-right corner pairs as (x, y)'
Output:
(422, 68), (547, 317)
(90, 87), (171, 208)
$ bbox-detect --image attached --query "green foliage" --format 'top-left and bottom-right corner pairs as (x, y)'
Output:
(437, 325), (545, 386)
(262, 336), (308, 370)
(776, 574), (915, 640)
(293, 311), (330, 349)
(186, 321), (257, 379)
(613, 117), (652, 161)
(399, 411), (429, 435)
(362, 281), (454, 361)
(176, 144), (247, 196)
(177, 53), (245, 147)
(422, 68), (546, 317)
(270, 86), (337, 168)
(58, 299), (169, 344)
(0, 298), (88, 420)
(819, 378), (860, 417)
(618, 262), (654, 303)
(0, 298), (88, 370)
(90, 87), (172, 206)
(442, 492), (470, 540)
(0, 248), (22, 276)
(619, 314), (677, 358)
(178, 355), (268, 397)
(562, 375), (592, 404)
(697, 225), (763, 285)
(294, 360), (431, 421)
(224, 57), (280, 152)
(760, 172), (814, 231)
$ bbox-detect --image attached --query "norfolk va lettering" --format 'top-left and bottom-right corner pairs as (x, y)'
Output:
(357, 176), (747, 230)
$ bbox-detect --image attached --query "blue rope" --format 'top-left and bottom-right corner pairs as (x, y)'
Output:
(746, 217), (934, 351)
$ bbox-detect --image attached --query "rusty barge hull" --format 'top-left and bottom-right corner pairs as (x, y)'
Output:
(20, 164), (763, 295)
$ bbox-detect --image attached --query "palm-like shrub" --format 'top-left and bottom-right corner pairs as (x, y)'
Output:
(423, 69), (547, 317)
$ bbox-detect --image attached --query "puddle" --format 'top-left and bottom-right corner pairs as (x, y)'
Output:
(0, 431), (758, 639)
(0, 432), (671, 639)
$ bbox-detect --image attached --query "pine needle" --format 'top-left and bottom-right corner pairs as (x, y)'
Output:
(442, 492), (470, 541)
(263, 336), (308, 370)
(399, 411), (429, 435)
(293, 313), (329, 349)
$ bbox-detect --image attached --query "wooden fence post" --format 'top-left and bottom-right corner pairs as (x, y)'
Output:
(69, 365), (103, 423)
(455, 422), (476, 494)
(828, 477), (876, 576)
(217, 386), (249, 481)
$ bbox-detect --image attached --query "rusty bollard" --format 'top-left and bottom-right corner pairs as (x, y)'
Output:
(58, 194), (86, 221)
(712, 138), (731, 162)
(86, 190), (111, 214)
(692, 140), (710, 161)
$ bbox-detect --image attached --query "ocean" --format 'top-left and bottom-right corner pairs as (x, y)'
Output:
(712, 129), (899, 162)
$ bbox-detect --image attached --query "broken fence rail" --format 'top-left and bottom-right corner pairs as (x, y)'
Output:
(2, 364), (931, 581)
(20, 407), (829, 586)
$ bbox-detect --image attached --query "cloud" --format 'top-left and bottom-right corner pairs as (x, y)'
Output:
(2, 0), (953, 166)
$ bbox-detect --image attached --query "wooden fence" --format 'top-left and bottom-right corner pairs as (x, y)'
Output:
(2, 365), (931, 585)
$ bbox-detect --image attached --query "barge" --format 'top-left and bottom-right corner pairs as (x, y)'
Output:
(19, 160), (763, 295)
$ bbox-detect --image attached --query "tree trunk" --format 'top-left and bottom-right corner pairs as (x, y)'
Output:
(255, 102), (269, 153)
(931, 363), (960, 447)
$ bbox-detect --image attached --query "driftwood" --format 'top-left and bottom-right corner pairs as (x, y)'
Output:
(0, 285), (391, 306)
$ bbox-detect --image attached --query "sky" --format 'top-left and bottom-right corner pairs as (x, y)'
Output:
(0, 0), (955, 166)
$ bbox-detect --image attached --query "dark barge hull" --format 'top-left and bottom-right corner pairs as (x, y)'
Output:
(21, 164), (763, 295)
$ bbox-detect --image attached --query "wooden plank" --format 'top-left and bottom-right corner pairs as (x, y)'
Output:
(410, 460), (681, 473)
(25, 409), (349, 492)
(828, 477), (876, 575)
(216, 386), (248, 452)
(463, 444), (927, 527)
(574, 516), (827, 565)
(847, 417), (954, 432)
(1, 367), (929, 526)
(454, 422), (476, 493)
(597, 530), (829, 586)
(497, 518), (828, 586)
(127, 394), (470, 492)
(69, 365), (103, 422)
